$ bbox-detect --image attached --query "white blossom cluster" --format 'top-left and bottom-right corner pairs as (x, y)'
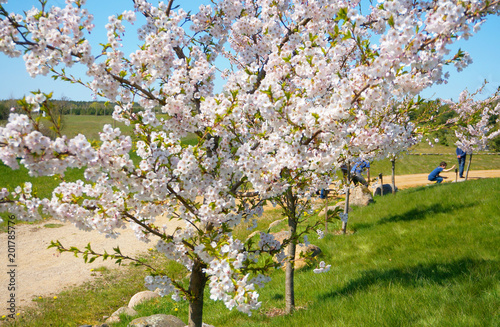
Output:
(0, 182), (42, 223)
(201, 235), (265, 315)
(313, 261), (331, 274)
(144, 275), (176, 297)
(443, 85), (500, 153)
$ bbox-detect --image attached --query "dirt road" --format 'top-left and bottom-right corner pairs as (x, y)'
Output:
(1, 170), (499, 316)
(390, 169), (500, 189)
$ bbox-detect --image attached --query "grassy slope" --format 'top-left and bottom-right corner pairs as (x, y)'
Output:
(200, 178), (500, 327)
(5, 178), (498, 326)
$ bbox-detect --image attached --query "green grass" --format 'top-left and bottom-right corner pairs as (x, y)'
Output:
(3, 178), (498, 326)
(61, 115), (198, 145)
(61, 115), (133, 140)
(0, 164), (85, 230)
(200, 178), (499, 327)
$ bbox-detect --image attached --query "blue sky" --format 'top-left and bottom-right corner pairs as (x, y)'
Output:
(0, 0), (499, 102)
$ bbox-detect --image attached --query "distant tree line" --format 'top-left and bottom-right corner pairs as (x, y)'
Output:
(413, 97), (500, 151)
(0, 98), (146, 118)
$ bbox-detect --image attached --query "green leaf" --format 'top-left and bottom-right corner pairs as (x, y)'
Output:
(388, 15), (395, 28)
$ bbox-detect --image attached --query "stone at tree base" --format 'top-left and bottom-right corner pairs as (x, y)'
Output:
(128, 314), (185, 327)
(105, 316), (121, 324)
(271, 230), (290, 244)
(245, 230), (260, 242)
(270, 231), (322, 269)
(113, 306), (138, 317)
(105, 306), (138, 324)
(293, 244), (322, 269)
(318, 202), (351, 216)
(128, 291), (160, 308)
(349, 185), (374, 206)
(245, 218), (288, 242)
(373, 184), (398, 196)
(268, 218), (286, 229)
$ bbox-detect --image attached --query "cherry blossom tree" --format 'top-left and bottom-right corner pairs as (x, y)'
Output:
(1, 0), (500, 324)
(201, 0), (500, 314)
(0, 1), (285, 326)
(444, 84), (500, 180)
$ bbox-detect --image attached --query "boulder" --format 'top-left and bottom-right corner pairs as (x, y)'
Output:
(268, 218), (286, 229)
(128, 291), (160, 308)
(105, 316), (121, 324)
(373, 184), (398, 196)
(294, 244), (322, 269)
(349, 185), (373, 207)
(128, 314), (185, 327)
(270, 231), (322, 269)
(245, 230), (260, 242)
(318, 202), (351, 216)
(271, 230), (291, 244)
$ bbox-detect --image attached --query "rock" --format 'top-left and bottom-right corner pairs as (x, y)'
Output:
(111, 306), (138, 318)
(296, 244), (322, 257)
(334, 201), (352, 212)
(318, 206), (334, 216)
(105, 306), (138, 324)
(271, 230), (291, 244)
(105, 316), (121, 324)
(268, 218), (286, 230)
(318, 202), (351, 216)
(270, 231), (322, 269)
(128, 291), (160, 308)
(128, 314), (185, 327)
(295, 244), (322, 268)
(245, 230), (260, 242)
(373, 184), (398, 196)
(349, 185), (373, 206)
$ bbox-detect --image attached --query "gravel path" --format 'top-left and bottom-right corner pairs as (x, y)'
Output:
(1, 170), (499, 316)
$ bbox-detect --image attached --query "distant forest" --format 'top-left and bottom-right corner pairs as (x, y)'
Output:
(0, 98), (144, 121)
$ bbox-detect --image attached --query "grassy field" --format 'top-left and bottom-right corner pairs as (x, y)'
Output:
(3, 178), (499, 326)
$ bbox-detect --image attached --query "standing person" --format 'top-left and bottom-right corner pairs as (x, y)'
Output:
(428, 161), (456, 183)
(351, 159), (370, 186)
(456, 146), (467, 178)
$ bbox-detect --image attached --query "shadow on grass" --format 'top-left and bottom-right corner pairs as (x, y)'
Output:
(353, 202), (476, 232)
(320, 258), (497, 300)
(376, 202), (476, 225)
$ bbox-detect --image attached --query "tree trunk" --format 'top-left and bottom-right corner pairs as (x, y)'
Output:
(465, 153), (472, 181)
(188, 259), (207, 327)
(391, 159), (396, 194)
(379, 173), (383, 197)
(342, 162), (351, 234)
(324, 195), (328, 233)
(285, 222), (296, 314)
(284, 188), (297, 314)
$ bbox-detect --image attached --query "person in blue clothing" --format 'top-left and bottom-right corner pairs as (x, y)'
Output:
(351, 159), (370, 186)
(428, 161), (456, 183)
(456, 147), (467, 178)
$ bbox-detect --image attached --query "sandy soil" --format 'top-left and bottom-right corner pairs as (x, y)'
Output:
(1, 170), (499, 316)
(0, 214), (185, 316)
(389, 169), (500, 189)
